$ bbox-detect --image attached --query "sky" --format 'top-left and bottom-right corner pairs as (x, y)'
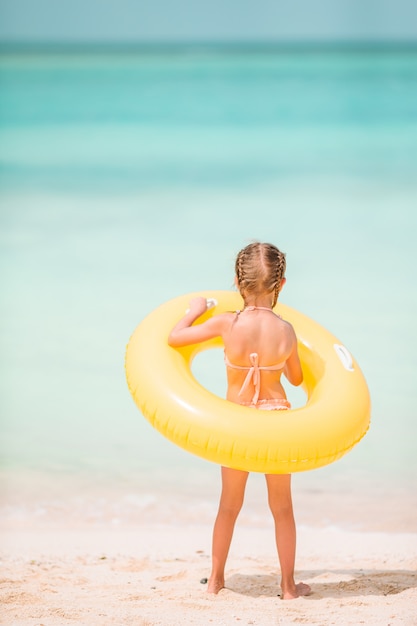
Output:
(0, 0), (416, 43)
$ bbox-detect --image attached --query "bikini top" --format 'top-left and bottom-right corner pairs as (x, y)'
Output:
(224, 306), (286, 404)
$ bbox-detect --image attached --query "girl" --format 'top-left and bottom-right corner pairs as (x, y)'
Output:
(168, 242), (311, 600)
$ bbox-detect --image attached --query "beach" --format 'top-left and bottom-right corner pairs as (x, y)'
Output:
(1, 45), (417, 625)
(1, 511), (416, 625)
(1, 468), (417, 625)
(2, 528), (417, 626)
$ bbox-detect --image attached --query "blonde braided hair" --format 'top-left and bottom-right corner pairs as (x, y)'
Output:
(235, 242), (286, 308)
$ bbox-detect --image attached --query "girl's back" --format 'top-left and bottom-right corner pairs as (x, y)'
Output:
(223, 307), (297, 405)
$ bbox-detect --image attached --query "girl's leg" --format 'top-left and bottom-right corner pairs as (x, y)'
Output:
(208, 466), (249, 594)
(265, 473), (311, 599)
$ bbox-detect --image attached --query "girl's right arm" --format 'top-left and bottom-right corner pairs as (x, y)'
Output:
(168, 297), (226, 347)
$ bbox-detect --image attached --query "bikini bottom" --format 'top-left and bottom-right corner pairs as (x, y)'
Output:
(239, 398), (291, 411)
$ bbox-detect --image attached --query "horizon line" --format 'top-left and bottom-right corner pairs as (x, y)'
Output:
(1, 38), (417, 53)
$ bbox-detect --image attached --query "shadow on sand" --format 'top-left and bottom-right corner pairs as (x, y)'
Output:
(225, 568), (417, 599)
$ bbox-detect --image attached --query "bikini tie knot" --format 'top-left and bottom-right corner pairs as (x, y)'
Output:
(238, 352), (261, 404)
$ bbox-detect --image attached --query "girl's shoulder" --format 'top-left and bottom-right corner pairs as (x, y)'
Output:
(204, 310), (236, 328)
(216, 310), (238, 323)
(210, 310), (239, 332)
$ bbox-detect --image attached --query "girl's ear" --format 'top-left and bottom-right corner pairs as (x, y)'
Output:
(280, 277), (287, 290)
(234, 275), (239, 289)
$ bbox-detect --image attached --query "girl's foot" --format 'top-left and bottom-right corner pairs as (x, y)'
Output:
(207, 577), (225, 594)
(281, 582), (311, 600)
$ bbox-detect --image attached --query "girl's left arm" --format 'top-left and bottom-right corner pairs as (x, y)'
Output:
(283, 324), (303, 386)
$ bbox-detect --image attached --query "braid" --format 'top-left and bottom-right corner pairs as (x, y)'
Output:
(236, 249), (244, 286)
(235, 241), (286, 307)
(272, 266), (280, 308)
(272, 251), (286, 308)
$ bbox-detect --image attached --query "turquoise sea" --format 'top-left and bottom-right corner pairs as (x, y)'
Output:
(1, 45), (416, 529)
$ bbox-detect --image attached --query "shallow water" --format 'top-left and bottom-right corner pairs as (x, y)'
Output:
(1, 46), (416, 525)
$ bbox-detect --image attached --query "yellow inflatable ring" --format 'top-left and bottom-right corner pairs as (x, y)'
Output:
(125, 291), (371, 473)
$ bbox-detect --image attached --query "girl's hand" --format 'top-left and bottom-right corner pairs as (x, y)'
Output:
(168, 297), (221, 347)
(187, 297), (208, 318)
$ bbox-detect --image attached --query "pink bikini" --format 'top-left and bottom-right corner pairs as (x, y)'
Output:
(224, 306), (291, 411)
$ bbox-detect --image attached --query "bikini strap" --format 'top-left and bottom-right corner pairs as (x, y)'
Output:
(235, 306), (281, 319)
(225, 352), (286, 404)
(239, 353), (261, 404)
(244, 306), (274, 312)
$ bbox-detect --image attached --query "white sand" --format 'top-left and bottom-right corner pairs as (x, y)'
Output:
(1, 466), (416, 625)
(1, 522), (416, 626)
